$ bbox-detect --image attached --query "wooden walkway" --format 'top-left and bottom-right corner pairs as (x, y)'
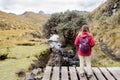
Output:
(42, 66), (120, 80)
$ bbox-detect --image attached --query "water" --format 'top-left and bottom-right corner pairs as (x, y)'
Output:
(49, 34), (59, 41)
(48, 34), (79, 66)
(48, 34), (62, 49)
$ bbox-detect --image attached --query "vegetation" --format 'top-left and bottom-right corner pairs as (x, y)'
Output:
(0, 39), (50, 80)
(0, 11), (50, 80)
(87, 0), (120, 66)
(44, 10), (87, 45)
(0, 0), (120, 79)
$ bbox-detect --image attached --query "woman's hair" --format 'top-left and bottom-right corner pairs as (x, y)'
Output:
(78, 25), (90, 36)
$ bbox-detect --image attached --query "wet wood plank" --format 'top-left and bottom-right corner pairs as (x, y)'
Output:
(42, 66), (52, 80)
(84, 67), (97, 80)
(52, 67), (60, 80)
(69, 67), (78, 80)
(76, 67), (87, 80)
(111, 67), (120, 74)
(107, 67), (120, 80)
(42, 66), (120, 80)
(100, 67), (115, 80)
(61, 67), (69, 80)
(92, 67), (106, 80)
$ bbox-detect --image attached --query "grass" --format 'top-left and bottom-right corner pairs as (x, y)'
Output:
(0, 10), (50, 80)
(0, 30), (50, 80)
(92, 44), (120, 67)
(8, 44), (50, 59)
(0, 57), (35, 80)
(0, 43), (50, 80)
(0, 29), (33, 40)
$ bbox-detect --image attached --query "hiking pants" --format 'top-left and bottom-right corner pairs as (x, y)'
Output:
(78, 56), (93, 74)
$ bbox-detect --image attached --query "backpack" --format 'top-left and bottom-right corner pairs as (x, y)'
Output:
(79, 36), (91, 53)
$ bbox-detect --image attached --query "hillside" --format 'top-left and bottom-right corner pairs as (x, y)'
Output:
(0, 11), (50, 80)
(87, 0), (120, 66)
(0, 11), (49, 31)
(0, 11), (35, 30)
(0, 11), (50, 40)
(21, 11), (50, 29)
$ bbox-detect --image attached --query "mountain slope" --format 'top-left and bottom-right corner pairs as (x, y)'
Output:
(0, 11), (50, 31)
(0, 11), (35, 30)
(86, 0), (120, 66)
(21, 11), (50, 28)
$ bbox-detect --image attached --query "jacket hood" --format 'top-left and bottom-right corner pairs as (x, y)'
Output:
(81, 32), (89, 37)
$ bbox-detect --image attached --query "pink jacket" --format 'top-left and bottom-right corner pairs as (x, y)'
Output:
(74, 32), (95, 56)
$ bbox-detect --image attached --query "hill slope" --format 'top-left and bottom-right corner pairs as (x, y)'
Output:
(21, 11), (50, 29)
(0, 11), (35, 30)
(0, 11), (49, 31)
(87, 0), (120, 66)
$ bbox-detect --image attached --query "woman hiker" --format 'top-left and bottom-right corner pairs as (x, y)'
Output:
(74, 25), (95, 77)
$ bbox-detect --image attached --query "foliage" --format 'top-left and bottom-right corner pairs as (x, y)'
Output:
(86, 0), (120, 67)
(44, 10), (87, 44)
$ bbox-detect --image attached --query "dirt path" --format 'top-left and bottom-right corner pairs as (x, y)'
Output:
(100, 42), (120, 62)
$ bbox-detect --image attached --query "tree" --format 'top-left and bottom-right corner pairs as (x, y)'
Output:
(44, 10), (87, 45)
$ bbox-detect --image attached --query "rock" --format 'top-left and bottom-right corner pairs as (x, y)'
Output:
(16, 70), (26, 77)
(25, 73), (34, 80)
(34, 75), (42, 80)
(31, 68), (42, 76)
(67, 50), (75, 58)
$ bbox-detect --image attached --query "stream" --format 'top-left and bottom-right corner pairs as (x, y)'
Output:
(25, 34), (79, 80)
(48, 34), (79, 66)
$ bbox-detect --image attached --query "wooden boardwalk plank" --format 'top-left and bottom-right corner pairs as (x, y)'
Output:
(61, 67), (69, 80)
(111, 67), (120, 74)
(42, 66), (120, 80)
(76, 67), (87, 80)
(52, 67), (60, 80)
(84, 67), (97, 80)
(107, 67), (120, 80)
(42, 66), (52, 80)
(100, 67), (115, 80)
(92, 67), (106, 80)
(69, 67), (78, 80)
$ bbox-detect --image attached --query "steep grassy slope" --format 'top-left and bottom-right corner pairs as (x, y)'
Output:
(87, 0), (120, 66)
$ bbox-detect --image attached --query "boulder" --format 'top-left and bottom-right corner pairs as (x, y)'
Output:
(34, 75), (42, 80)
(31, 68), (42, 76)
(25, 73), (34, 80)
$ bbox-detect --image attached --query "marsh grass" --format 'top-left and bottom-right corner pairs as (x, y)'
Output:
(0, 30), (50, 80)
(0, 43), (50, 80)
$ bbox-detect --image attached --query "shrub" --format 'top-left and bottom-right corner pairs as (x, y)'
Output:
(44, 10), (87, 45)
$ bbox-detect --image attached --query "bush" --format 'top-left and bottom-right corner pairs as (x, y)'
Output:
(44, 10), (87, 44)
